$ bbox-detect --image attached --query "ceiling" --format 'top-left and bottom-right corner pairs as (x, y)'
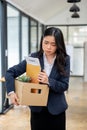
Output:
(6, 0), (87, 25)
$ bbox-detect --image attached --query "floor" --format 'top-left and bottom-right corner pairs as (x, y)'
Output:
(0, 77), (87, 130)
(66, 77), (87, 130)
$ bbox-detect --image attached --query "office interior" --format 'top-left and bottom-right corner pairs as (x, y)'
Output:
(0, 0), (87, 129)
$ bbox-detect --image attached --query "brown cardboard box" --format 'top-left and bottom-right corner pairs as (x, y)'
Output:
(15, 80), (49, 106)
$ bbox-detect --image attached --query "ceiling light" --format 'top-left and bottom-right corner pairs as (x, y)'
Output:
(69, 3), (80, 12)
(67, 0), (81, 2)
(71, 12), (80, 18)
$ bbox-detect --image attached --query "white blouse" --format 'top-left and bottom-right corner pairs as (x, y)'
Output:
(43, 53), (56, 76)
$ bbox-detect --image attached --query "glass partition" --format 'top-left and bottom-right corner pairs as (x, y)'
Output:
(7, 5), (20, 68)
(0, 1), (1, 79)
(68, 26), (87, 47)
(21, 16), (29, 59)
(30, 19), (38, 53)
(68, 26), (87, 76)
(38, 23), (43, 50)
(0, 1), (2, 113)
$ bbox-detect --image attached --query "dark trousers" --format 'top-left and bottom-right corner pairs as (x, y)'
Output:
(30, 107), (66, 130)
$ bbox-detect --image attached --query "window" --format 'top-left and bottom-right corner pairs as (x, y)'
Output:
(0, 0), (2, 113)
(21, 16), (29, 59)
(38, 23), (43, 50)
(68, 26), (87, 76)
(30, 19), (38, 53)
(7, 5), (20, 68)
(0, 1), (1, 79)
(68, 26), (87, 47)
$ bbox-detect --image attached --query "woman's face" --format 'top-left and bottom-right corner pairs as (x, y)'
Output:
(42, 36), (57, 57)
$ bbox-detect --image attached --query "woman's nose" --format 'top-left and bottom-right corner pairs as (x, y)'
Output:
(47, 43), (51, 48)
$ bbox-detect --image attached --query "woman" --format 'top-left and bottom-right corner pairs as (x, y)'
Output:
(5, 27), (70, 130)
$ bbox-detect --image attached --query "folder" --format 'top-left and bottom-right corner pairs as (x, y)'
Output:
(26, 57), (41, 83)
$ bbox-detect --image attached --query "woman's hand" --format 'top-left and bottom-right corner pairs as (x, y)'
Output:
(38, 70), (49, 84)
(8, 93), (19, 105)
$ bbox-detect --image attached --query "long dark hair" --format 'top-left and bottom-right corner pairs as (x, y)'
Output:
(38, 27), (68, 75)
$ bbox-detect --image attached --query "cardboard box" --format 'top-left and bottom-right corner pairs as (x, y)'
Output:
(15, 80), (49, 106)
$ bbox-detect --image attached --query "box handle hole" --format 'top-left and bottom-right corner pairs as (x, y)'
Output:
(31, 89), (41, 94)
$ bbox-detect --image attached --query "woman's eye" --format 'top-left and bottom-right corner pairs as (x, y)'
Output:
(51, 44), (56, 46)
(44, 42), (48, 44)
(43, 41), (56, 46)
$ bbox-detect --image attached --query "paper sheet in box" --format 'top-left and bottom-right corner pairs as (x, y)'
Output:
(15, 80), (49, 106)
(26, 57), (41, 83)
